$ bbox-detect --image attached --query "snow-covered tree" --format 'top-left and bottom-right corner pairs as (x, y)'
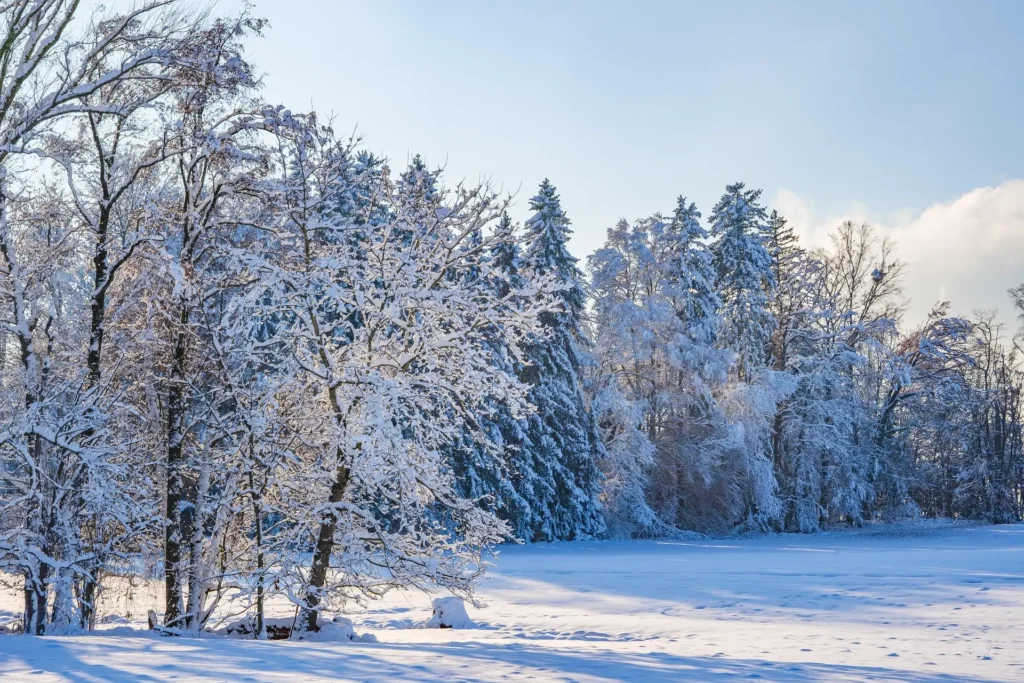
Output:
(662, 197), (720, 346)
(588, 217), (674, 536)
(907, 314), (1022, 523)
(707, 183), (783, 528)
(146, 16), (265, 631)
(520, 179), (604, 541)
(0, 0), (228, 635)
(247, 119), (553, 632)
(709, 182), (776, 379)
(448, 212), (534, 539)
(765, 211), (862, 531)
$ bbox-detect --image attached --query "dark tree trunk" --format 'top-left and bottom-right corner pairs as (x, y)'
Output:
(78, 206), (110, 631)
(23, 575), (36, 635)
(299, 460), (350, 633)
(248, 457), (266, 638)
(164, 309), (190, 628)
(22, 561), (50, 635)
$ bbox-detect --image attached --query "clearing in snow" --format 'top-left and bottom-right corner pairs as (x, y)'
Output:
(1, 521), (1022, 682)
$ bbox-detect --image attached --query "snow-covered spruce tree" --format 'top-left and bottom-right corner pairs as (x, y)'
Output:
(250, 116), (551, 633)
(709, 183), (776, 378)
(766, 210), (820, 531)
(708, 183), (784, 529)
(662, 197), (720, 347)
(650, 198), (741, 531)
(766, 210), (805, 377)
(448, 212), (534, 539)
(520, 180), (605, 541)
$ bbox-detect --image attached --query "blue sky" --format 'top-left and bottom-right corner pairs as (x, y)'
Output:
(227, 0), (1024, 326)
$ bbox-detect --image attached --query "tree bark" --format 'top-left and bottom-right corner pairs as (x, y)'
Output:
(248, 455), (266, 638)
(298, 460), (350, 633)
(164, 307), (189, 628)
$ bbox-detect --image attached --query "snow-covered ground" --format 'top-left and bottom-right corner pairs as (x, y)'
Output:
(1, 521), (1022, 682)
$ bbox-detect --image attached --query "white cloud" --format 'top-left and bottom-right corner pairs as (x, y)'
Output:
(774, 181), (1024, 332)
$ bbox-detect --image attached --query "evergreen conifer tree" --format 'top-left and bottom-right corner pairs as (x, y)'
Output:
(709, 183), (782, 527)
(709, 182), (776, 379)
(661, 196), (721, 346)
(449, 213), (533, 538)
(520, 180), (605, 540)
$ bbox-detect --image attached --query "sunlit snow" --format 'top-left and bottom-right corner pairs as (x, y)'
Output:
(2, 522), (1021, 682)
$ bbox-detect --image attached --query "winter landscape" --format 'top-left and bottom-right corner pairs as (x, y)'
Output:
(1, 1), (1023, 681)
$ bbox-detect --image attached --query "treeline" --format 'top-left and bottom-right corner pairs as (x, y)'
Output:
(587, 192), (1024, 536)
(0, 1), (1021, 640)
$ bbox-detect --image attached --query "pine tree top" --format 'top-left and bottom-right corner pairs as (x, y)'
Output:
(399, 154), (442, 205)
(710, 182), (768, 238)
(523, 179), (580, 281)
(669, 195), (708, 243)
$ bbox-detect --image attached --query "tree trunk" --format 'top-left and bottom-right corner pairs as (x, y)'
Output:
(25, 396), (53, 636)
(23, 575), (38, 635)
(185, 464), (211, 631)
(248, 459), (266, 638)
(164, 311), (189, 628)
(298, 460), (350, 633)
(33, 568), (48, 635)
(79, 571), (98, 631)
(23, 561), (50, 635)
(78, 205), (111, 630)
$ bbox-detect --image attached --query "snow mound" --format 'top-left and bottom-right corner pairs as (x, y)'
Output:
(307, 616), (377, 643)
(423, 597), (474, 629)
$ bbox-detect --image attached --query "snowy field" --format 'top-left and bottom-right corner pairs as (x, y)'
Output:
(1, 522), (1022, 682)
